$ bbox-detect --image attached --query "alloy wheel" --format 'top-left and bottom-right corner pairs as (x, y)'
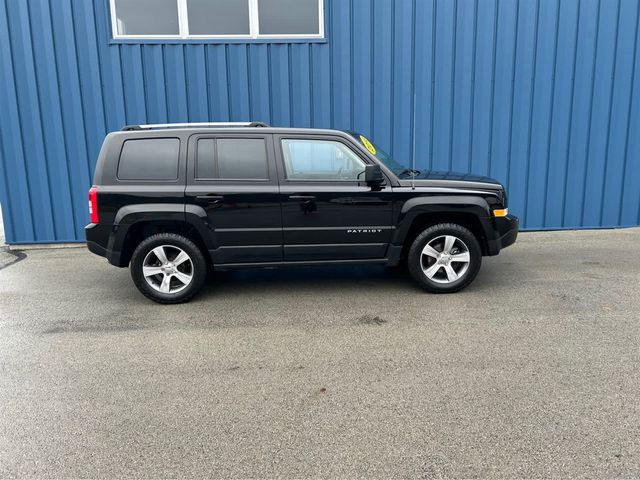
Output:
(420, 235), (471, 284)
(142, 245), (194, 294)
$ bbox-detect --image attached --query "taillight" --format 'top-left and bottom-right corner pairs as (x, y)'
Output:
(88, 186), (99, 223)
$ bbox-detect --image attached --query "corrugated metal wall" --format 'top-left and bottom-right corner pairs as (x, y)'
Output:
(0, 0), (639, 244)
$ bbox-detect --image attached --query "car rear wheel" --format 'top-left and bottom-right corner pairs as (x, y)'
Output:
(130, 233), (207, 304)
(407, 223), (482, 293)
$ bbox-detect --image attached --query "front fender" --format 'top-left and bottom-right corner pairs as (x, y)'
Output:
(392, 195), (494, 246)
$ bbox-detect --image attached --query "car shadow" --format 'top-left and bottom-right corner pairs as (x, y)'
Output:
(200, 265), (415, 295)
(36, 256), (525, 335)
(194, 257), (523, 300)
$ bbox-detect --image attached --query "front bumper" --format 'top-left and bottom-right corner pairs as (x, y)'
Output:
(486, 214), (519, 255)
(497, 214), (519, 249)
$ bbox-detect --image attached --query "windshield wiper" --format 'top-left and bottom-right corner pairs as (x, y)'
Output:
(398, 169), (421, 177)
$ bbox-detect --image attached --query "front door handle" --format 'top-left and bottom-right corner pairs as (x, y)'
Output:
(196, 195), (224, 203)
(289, 195), (316, 201)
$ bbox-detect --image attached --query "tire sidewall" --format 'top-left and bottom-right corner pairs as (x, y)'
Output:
(408, 224), (482, 293)
(130, 233), (207, 303)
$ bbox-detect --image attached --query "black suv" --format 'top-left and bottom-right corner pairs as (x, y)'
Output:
(86, 122), (518, 303)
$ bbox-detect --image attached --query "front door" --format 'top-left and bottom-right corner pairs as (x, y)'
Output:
(185, 133), (282, 265)
(275, 135), (394, 262)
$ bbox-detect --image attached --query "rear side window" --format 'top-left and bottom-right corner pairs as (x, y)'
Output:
(117, 138), (180, 181)
(196, 138), (268, 180)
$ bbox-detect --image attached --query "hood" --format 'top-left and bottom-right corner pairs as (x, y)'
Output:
(409, 170), (501, 184)
(397, 170), (504, 191)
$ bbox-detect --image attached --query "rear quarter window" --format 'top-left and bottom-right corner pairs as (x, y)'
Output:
(117, 138), (180, 181)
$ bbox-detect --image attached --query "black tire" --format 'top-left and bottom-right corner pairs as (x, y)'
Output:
(130, 233), (207, 304)
(407, 223), (482, 293)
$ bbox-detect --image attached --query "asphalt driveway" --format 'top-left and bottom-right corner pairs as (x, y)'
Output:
(1, 229), (639, 478)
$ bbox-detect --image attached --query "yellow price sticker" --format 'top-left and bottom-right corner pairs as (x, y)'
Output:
(359, 135), (376, 155)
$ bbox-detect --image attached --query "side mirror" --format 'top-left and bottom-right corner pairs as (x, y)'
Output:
(364, 164), (385, 186)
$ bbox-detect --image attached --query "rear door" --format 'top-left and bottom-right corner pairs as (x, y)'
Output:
(275, 134), (394, 262)
(185, 133), (282, 265)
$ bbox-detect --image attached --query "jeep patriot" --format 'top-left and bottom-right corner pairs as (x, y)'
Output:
(86, 122), (518, 303)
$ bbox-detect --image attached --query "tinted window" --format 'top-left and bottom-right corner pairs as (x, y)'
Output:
(118, 138), (180, 181)
(196, 138), (268, 180)
(187, 0), (250, 35)
(114, 0), (179, 35)
(196, 139), (217, 179)
(281, 139), (366, 181)
(258, 0), (320, 35)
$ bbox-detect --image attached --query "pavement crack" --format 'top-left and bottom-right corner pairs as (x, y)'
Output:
(358, 314), (387, 325)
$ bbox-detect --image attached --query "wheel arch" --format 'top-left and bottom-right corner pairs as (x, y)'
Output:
(108, 204), (213, 267)
(394, 197), (494, 258)
(118, 220), (212, 267)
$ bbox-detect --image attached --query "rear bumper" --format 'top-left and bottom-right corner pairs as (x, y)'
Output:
(85, 223), (106, 255)
(87, 239), (107, 258)
(85, 223), (121, 264)
(486, 214), (519, 255)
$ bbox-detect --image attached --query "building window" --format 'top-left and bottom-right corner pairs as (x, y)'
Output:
(257, 0), (320, 35)
(110, 0), (324, 40)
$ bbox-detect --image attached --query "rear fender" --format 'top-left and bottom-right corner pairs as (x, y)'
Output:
(107, 204), (213, 266)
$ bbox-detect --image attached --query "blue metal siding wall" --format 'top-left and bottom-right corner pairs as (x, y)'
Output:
(0, 0), (639, 244)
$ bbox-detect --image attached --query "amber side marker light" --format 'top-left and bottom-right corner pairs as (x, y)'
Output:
(493, 208), (509, 217)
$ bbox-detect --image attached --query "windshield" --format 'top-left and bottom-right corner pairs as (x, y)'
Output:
(352, 133), (418, 177)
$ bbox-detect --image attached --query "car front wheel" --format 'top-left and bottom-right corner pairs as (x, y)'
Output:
(407, 223), (482, 293)
(130, 233), (207, 304)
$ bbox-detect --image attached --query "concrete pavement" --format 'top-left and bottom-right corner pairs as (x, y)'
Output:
(0, 228), (639, 478)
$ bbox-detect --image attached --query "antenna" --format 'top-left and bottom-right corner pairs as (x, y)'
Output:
(411, 93), (417, 190)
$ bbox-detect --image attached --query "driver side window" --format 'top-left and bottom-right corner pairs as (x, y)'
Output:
(281, 139), (366, 181)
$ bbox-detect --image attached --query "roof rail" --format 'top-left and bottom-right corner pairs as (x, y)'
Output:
(121, 121), (270, 131)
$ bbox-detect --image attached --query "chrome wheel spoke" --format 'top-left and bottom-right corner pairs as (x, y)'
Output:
(173, 250), (190, 266)
(444, 265), (459, 282)
(443, 235), (456, 253)
(143, 266), (164, 277)
(423, 263), (442, 279)
(421, 244), (440, 259)
(450, 251), (470, 263)
(152, 246), (169, 264)
(173, 271), (192, 285)
(159, 274), (171, 293)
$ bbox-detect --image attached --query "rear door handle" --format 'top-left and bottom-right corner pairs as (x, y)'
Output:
(196, 195), (224, 203)
(289, 195), (316, 201)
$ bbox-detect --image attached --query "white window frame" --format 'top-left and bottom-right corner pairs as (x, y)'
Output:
(110, 0), (325, 40)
